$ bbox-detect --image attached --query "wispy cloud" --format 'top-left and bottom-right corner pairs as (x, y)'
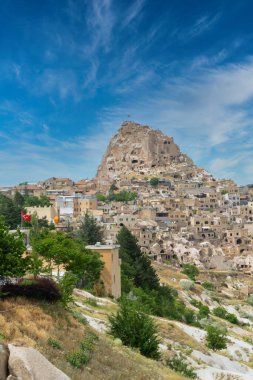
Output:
(121, 0), (146, 28)
(84, 0), (115, 55)
(173, 12), (221, 42)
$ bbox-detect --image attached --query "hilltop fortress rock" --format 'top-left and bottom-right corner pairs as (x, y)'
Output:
(96, 121), (203, 181)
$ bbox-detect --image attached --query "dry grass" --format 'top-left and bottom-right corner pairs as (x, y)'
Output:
(157, 319), (207, 353)
(0, 298), (186, 380)
(152, 263), (188, 290)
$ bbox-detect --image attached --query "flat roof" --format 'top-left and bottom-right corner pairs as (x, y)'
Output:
(86, 244), (120, 250)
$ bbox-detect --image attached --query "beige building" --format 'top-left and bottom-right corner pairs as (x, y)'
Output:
(86, 244), (121, 299)
(73, 196), (98, 218)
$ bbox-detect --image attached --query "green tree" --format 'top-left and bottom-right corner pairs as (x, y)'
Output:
(0, 194), (22, 229)
(213, 306), (238, 324)
(58, 272), (77, 308)
(13, 192), (25, 207)
(206, 325), (227, 350)
(24, 195), (51, 207)
(112, 190), (137, 202)
(31, 231), (103, 286)
(198, 305), (210, 319)
(31, 230), (71, 276)
(149, 177), (159, 186)
(116, 226), (159, 292)
(109, 298), (160, 359)
(96, 193), (107, 202)
(0, 218), (30, 277)
(181, 264), (199, 281)
(76, 213), (104, 245)
(66, 241), (104, 288)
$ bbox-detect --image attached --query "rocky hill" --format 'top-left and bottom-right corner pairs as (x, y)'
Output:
(96, 121), (207, 181)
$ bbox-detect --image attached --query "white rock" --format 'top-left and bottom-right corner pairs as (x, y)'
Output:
(8, 344), (70, 380)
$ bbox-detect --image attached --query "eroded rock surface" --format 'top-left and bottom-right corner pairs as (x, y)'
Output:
(8, 344), (70, 380)
(97, 121), (196, 180)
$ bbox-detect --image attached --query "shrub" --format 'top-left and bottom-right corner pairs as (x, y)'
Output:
(66, 331), (98, 368)
(58, 272), (77, 308)
(1, 277), (61, 302)
(213, 306), (239, 324)
(47, 337), (62, 349)
(149, 177), (159, 187)
(202, 281), (214, 291)
(205, 325), (227, 350)
(66, 351), (89, 368)
(198, 305), (210, 319)
(109, 298), (160, 359)
(166, 354), (197, 379)
(181, 264), (199, 281)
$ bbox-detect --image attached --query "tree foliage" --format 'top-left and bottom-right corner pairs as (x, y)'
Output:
(213, 306), (239, 324)
(205, 325), (227, 350)
(109, 298), (160, 359)
(31, 230), (103, 287)
(117, 226), (159, 292)
(0, 218), (29, 277)
(117, 226), (197, 324)
(24, 195), (51, 207)
(75, 213), (104, 245)
(0, 194), (23, 229)
(149, 177), (159, 186)
(181, 264), (199, 281)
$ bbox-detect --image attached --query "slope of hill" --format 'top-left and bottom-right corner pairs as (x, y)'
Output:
(0, 297), (186, 380)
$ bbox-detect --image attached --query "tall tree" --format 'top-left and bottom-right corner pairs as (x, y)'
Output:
(0, 218), (29, 277)
(13, 191), (25, 207)
(76, 213), (104, 245)
(116, 226), (159, 292)
(0, 194), (22, 229)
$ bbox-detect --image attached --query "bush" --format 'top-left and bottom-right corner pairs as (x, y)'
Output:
(198, 305), (210, 319)
(1, 277), (61, 302)
(149, 177), (159, 186)
(213, 306), (239, 324)
(47, 337), (62, 349)
(202, 281), (214, 291)
(66, 351), (89, 368)
(181, 264), (199, 281)
(66, 331), (98, 368)
(166, 354), (197, 378)
(205, 325), (227, 350)
(58, 272), (77, 308)
(109, 298), (160, 359)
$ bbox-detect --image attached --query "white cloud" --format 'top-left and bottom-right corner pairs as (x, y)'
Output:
(121, 0), (146, 28)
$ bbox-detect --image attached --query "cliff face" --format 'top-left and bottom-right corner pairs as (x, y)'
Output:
(96, 121), (195, 180)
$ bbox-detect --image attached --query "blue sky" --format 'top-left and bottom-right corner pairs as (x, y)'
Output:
(1, 0), (253, 186)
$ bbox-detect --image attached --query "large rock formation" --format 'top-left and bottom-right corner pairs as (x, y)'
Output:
(7, 344), (70, 380)
(96, 121), (199, 180)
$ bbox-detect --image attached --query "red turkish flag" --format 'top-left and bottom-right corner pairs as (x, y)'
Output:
(21, 212), (31, 222)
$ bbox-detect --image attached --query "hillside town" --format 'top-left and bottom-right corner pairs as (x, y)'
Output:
(1, 122), (253, 278)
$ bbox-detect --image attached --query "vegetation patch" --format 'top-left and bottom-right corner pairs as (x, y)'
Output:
(166, 354), (197, 379)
